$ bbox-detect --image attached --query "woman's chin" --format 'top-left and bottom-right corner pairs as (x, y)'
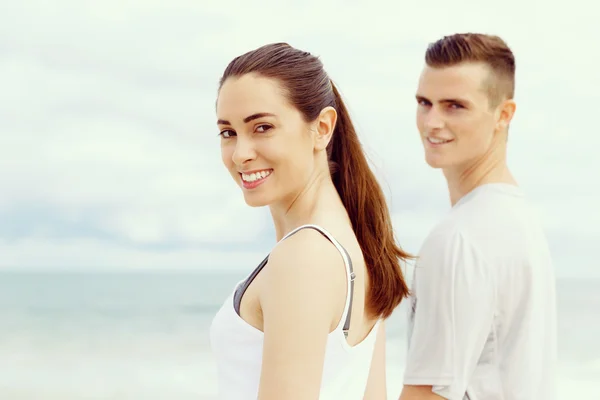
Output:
(242, 192), (271, 208)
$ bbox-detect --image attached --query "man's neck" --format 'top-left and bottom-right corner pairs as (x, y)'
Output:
(443, 134), (517, 207)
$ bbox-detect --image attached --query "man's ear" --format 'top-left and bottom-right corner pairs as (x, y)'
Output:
(314, 106), (337, 151)
(496, 99), (516, 132)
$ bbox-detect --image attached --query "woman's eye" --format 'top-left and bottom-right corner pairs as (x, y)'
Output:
(219, 130), (236, 138)
(256, 125), (272, 133)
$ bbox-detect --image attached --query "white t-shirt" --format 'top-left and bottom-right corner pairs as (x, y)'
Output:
(403, 183), (557, 400)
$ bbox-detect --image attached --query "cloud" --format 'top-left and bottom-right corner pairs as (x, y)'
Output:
(0, 1), (597, 276)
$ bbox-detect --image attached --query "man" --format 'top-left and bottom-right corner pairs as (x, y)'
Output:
(398, 33), (557, 400)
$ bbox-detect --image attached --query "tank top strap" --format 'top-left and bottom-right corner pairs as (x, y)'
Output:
(282, 224), (355, 338)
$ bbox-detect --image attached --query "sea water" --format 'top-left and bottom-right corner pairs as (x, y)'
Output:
(0, 271), (598, 399)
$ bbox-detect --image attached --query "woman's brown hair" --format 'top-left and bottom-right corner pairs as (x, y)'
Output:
(219, 43), (411, 318)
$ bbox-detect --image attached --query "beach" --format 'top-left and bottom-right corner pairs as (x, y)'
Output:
(0, 271), (598, 399)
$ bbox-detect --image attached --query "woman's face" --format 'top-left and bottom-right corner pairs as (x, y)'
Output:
(216, 73), (317, 208)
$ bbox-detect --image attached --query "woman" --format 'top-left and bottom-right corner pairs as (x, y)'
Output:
(209, 43), (411, 400)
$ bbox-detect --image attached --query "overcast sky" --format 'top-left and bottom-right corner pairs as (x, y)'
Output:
(1, 0), (597, 278)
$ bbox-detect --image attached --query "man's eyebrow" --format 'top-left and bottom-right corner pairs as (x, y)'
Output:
(415, 95), (471, 105)
(439, 98), (470, 105)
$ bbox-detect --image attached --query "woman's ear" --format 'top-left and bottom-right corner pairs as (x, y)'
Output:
(314, 106), (337, 151)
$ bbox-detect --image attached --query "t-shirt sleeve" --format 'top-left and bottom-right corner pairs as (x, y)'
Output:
(403, 228), (495, 400)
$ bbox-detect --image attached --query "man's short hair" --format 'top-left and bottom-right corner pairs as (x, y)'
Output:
(425, 33), (516, 107)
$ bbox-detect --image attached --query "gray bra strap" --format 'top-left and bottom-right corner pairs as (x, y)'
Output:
(233, 254), (269, 315)
(233, 225), (355, 338)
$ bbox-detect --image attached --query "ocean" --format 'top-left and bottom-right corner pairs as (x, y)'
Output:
(0, 271), (598, 399)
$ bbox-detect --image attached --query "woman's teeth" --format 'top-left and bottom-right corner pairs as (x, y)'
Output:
(241, 170), (271, 182)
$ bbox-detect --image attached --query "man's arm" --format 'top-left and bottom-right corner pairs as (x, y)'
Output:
(398, 229), (495, 400)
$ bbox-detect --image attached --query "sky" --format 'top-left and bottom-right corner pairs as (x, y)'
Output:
(1, 0), (598, 277)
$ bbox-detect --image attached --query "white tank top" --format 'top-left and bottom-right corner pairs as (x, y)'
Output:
(209, 224), (381, 400)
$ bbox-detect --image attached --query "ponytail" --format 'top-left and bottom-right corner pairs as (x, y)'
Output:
(218, 42), (411, 318)
(328, 82), (412, 318)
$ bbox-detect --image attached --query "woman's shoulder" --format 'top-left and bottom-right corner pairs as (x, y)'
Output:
(259, 226), (348, 298)
(270, 225), (347, 275)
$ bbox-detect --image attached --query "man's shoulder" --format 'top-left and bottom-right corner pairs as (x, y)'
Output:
(421, 209), (473, 248)
(453, 183), (539, 225)
(418, 220), (482, 267)
(417, 198), (510, 264)
(419, 186), (550, 267)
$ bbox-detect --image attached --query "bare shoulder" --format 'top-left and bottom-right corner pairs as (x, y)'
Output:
(267, 227), (347, 282)
(259, 227), (348, 315)
(255, 227), (354, 397)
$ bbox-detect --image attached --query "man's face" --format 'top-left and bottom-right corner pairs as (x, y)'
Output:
(415, 62), (502, 171)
